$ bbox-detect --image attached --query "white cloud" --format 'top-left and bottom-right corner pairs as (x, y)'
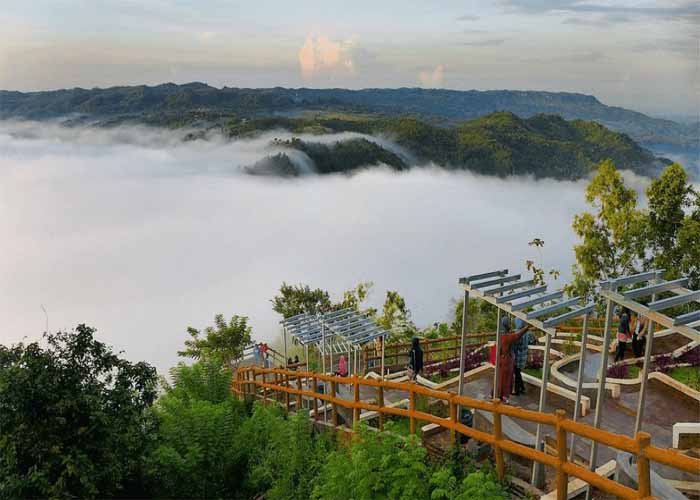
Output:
(298, 34), (358, 81)
(0, 121), (594, 373)
(419, 64), (445, 88)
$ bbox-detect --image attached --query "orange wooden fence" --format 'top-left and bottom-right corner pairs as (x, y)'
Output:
(233, 366), (699, 500)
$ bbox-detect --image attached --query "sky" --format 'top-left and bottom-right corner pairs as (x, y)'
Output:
(1, 0), (698, 116)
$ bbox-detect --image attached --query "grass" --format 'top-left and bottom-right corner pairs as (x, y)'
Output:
(668, 366), (700, 391)
(628, 364), (641, 379)
(523, 367), (543, 379)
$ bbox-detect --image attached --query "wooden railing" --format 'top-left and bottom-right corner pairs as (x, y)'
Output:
(232, 366), (700, 500)
(363, 333), (495, 368)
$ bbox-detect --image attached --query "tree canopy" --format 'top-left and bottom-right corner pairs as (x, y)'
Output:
(0, 325), (157, 498)
(178, 314), (252, 367)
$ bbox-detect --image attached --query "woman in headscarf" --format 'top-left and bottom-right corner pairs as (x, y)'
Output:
(408, 337), (424, 381)
(615, 307), (632, 362)
(335, 355), (348, 377)
(496, 316), (531, 403)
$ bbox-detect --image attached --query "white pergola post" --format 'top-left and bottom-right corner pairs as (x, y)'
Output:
(283, 327), (288, 368)
(532, 328), (552, 487)
(569, 312), (590, 461)
(585, 294), (616, 500)
(493, 308), (503, 398)
(458, 289), (470, 400)
(380, 335), (386, 380)
(634, 310), (656, 434)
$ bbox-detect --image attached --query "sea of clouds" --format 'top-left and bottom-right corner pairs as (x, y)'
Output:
(0, 122), (663, 373)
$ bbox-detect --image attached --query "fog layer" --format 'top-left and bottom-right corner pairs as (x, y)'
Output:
(2, 123), (594, 372)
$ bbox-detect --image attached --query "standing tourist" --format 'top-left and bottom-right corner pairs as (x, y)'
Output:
(615, 307), (632, 362)
(511, 318), (535, 396)
(496, 316), (531, 403)
(632, 313), (648, 358)
(407, 337), (424, 381)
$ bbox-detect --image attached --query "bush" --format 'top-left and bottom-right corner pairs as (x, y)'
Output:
(0, 325), (157, 499)
(606, 363), (629, 379)
(679, 346), (700, 367)
(144, 361), (248, 498)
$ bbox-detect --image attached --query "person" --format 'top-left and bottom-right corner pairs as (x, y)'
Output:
(632, 313), (648, 358)
(253, 343), (261, 365)
(511, 318), (535, 396)
(287, 357), (294, 367)
(615, 307), (632, 362)
(260, 342), (270, 368)
(496, 316), (531, 403)
(335, 355), (348, 377)
(294, 354), (299, 365)
(407, 337), (424, 381)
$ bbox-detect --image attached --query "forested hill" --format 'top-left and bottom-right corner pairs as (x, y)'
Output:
(241, 112), (666, 179)
(1, 83), (696, 151)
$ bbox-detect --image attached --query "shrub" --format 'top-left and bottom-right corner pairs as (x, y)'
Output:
(653, 354), (674, 374)
(606, 363), (629, 379)
(679, 346), (700, 367)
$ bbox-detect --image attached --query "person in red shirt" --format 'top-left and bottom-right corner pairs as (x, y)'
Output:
(496, 316), (531, 403)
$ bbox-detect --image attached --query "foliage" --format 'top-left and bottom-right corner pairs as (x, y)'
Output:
(336, 281), (376, 315)
(451, 297), (498, 335)
(568, 160), (646, 298)
(0, 325), (157, 499)
(668, 366), (700, 391)
(313, 425), (431, 500)
(144, 361), (247, 498)
(378, 290), (418, 341)
(606, 363), (629, 379)
(645, 164), (700, 287)
(679, 346), (700, 366)
(526, 238), (560, 286)
(652, 354), (674, 374)
(241, 404), (334, 500)
(271, 282), (333, 318)
(179, 313), (252, 368)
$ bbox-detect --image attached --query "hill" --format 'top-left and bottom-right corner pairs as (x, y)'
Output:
(240, 112), (665, 179)
(1, 83), (696, 152)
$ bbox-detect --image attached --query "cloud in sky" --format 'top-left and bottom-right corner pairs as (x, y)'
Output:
(298, 34), (357, 81)
(462, 38), (506, 47)
(419, 65), (445, 88)
(501, 0), (699, 24)
(0, 121), (593, 373)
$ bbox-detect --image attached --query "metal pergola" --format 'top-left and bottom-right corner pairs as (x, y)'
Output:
(586, 270), (700, 500)
(459, 269), (594, 487)
(281, 308), (389, 378)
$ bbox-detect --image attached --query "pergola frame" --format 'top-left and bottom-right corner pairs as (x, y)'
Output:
(584, 270), (700, 500)
(459, 269), (594, 487)
(281, 309), (389, 379)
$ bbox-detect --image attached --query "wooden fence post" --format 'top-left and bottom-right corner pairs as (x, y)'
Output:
(409, 389), (416, 435)
(636, 432), (652, 499)
(353, 375), (360, 426)
(555, 409), (569, 500)
(330, 379), (338, 427)
(285, 373), (290, 412)
(450, 398), (457, 443)
(262, 372), (268, 406)
(378, 385), (385, 432)
(312, 375), (319, 421)
(492, 399), (505, 481)
(296, 373), (303, 411)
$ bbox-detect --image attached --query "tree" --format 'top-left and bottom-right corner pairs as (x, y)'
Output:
(335, 281), (376, 316)
(568, 159), (646, 298)
(0, 325), (157, 498)
(451, 297), (498, 334)
(645, 163), (699, 284)
(178, 314), (252, 368)
(271, 282), (332, 318)
(144, 361), (247, 498)
(377, 290), (417, 341)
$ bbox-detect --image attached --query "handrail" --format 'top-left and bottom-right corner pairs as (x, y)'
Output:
(232, 367), (700, 500)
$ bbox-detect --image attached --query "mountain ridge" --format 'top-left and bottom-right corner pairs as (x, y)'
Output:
(1, 83), (696, 152)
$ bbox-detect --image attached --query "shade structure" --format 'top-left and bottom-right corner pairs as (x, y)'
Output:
(459, 269), (594, 488)
(281, 309), (389, 376)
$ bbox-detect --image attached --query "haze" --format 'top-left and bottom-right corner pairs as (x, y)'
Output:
(0, 122), (605, 372)
(2, 1), (698, 116)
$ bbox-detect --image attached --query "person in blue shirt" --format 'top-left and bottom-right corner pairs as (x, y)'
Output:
(511, 318), (535, 396)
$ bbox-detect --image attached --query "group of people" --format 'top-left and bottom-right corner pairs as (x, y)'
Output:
(253, 342), (271, 367)
(614, 307), (650, 362)
(496, 317), (535, 404)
